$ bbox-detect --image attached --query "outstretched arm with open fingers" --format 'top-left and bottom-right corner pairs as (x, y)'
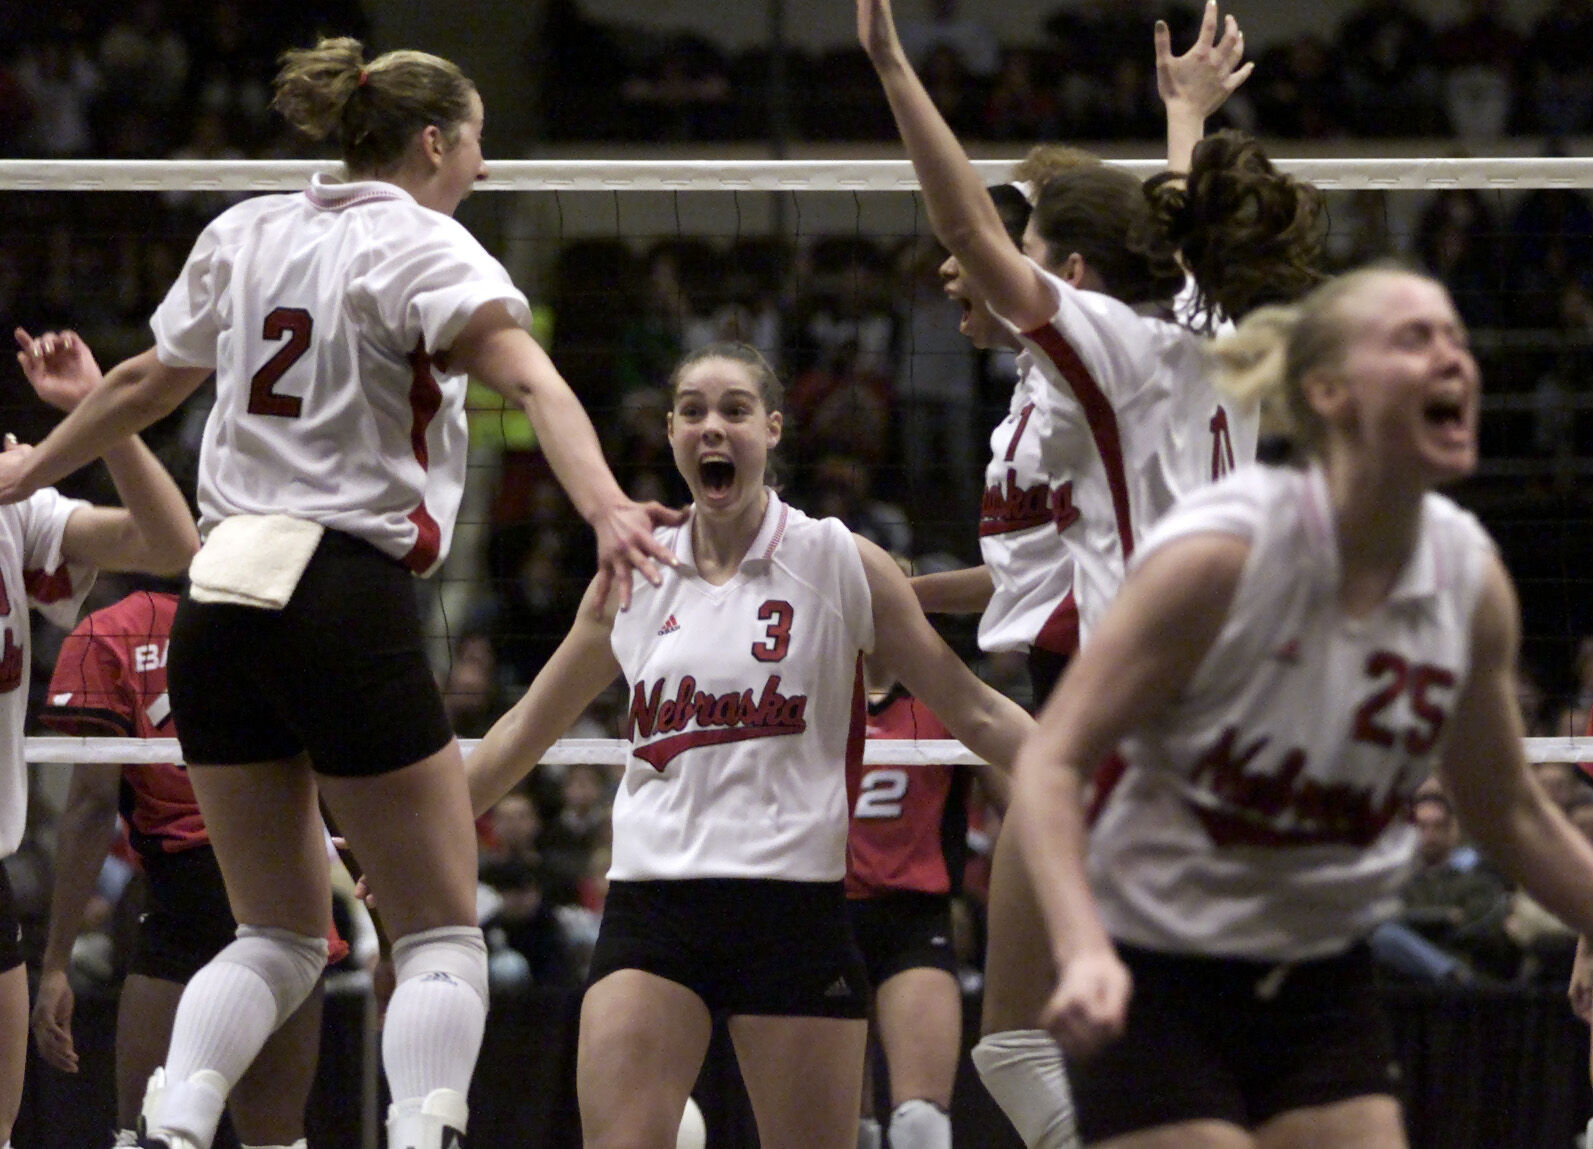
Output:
(1158, 0), (1252, 175)
(445, 302), (685, 610)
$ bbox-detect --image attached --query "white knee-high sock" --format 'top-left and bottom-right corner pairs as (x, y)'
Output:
(970, 1030), (1080, 1149)
(381, 926), (489, 1103)
(154, 927), (326, 1147)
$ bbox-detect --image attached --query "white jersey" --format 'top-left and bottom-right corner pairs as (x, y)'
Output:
(608, 491), (875, 882)
(981, 263), (1255, 648)
(152, 174), (531, 575)
(0, 488), (94, 855)
(1090, 464), (1494, 961)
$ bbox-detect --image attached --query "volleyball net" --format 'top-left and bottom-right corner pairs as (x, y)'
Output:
(7, 155), (1593, 770)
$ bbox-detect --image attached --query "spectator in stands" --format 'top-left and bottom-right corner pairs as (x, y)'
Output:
(1396, 788), (1519, 981)
(478, 856), (581, 989)
(481, 787), (543, 871)
(898, 0), (1000, 79)
(1523, 0), (1593, 136)
(1435, 0), (1522, 139)
(1335, 0), (1442, 136)
(809, 454), (913, 557)
(983, 49), (1060, 141)
(619, 34), (732, 142)
(1507, 184), (1593, 329)
(441, 632), (512, 741)
(1413, 189), (1505, 329)
(13, 33), (99, 156)
(1250, 34), (1346, 139)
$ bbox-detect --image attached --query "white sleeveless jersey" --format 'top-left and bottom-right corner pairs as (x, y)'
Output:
(608, 492), (875, 882)
(0, 488), (95, 855)
(980, 264), (1256, 648)
(1090, 464), (1494, 961)
(151, 174), (531, 575)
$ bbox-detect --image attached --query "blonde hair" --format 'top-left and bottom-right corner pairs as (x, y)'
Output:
(1208, 265), (1424, 458)
(271, 38), (476, 175)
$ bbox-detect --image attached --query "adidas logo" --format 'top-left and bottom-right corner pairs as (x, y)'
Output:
(657, 614), (680, 636)
(930, 935), (949, 947)
(823, 975), (851, 998)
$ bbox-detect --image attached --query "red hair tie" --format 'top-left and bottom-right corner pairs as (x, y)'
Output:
(356, 68), (369, 87)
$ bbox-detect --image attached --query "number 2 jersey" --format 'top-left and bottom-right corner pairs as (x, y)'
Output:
(609, 491), (874, 884)
(0, 489), (94, 855)
(980, 265), (1257, 652)
(1090, 463), (1494, 962)
(845, 687), (971, 899)
(150, 174), (531, 576)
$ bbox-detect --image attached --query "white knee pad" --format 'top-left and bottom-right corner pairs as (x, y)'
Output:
(223, 926), (328, 1030)
(391, 925), (489, 1009)
(970, 1030), (1080, 1149)
(887, 1098), (951, 1149)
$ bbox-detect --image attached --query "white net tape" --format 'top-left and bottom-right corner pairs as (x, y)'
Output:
(4, 156), (1593, 192)
(23, 736), (1593, 767)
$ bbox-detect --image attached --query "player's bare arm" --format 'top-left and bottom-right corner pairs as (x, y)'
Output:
(1007, 532), (1244, 1056)
(465, 576), (623, 815)
(1439, 555), (1593, 937)
(858, 535), (1034, 777)
(444, 301), (685, 610)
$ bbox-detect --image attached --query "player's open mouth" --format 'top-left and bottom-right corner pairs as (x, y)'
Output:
(1422, 397), (1465, 428)
(701, 458), (735, 493)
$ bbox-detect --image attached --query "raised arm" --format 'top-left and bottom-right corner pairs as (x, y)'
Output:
(858, 0), (1054, 331)
(860, 537), (1033, 775)
(465, 577), (623, 815)
(445, 303), (685, 610)
(10, 330), (199, 573)
(0, 333), (210, 511)
(31, 762), (123, 1074)
(1157, 1), (1251, 176)
(1007, 532), (1244, 1057)
(1438, 555), (1593, 938)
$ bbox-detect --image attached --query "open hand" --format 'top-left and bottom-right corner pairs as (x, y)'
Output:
(1155, 0), (1252, 123)
(589, 499), (686, 613)
(15, 328), (103, 413)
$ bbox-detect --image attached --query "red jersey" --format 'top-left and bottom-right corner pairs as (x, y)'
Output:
(845, 687), (970, 898)
(40, 591), (208, 855)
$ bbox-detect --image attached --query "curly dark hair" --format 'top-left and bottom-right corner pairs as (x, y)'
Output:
(1146, 130), (1327, 326)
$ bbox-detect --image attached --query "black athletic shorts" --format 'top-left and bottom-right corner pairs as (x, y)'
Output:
(168, 528), (454, 777)
(1070, 941), (1401, 1142)
(589, 878), (869, 1019)
(847, 891), (958, 987)
(129, 845), (237, 983)
(0, 866), (22, 974)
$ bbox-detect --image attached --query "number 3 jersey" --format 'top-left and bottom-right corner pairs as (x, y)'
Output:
(609, 491), (874, 884)
(151, 174), (531, 576)
(1090, 463), (1494, 962)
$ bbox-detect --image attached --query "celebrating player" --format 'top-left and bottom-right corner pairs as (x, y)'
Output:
(0, 39), (682, 1149)
(1010, 267), (1593, 1147)
(860, 1), (1324, 1144)
(2, 328), (200, 1149)
(466, 342), (1036, 1149)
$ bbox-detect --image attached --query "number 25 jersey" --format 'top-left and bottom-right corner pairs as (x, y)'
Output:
(609, 491), (875, 883)
(1090, 463), (1495, 962)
